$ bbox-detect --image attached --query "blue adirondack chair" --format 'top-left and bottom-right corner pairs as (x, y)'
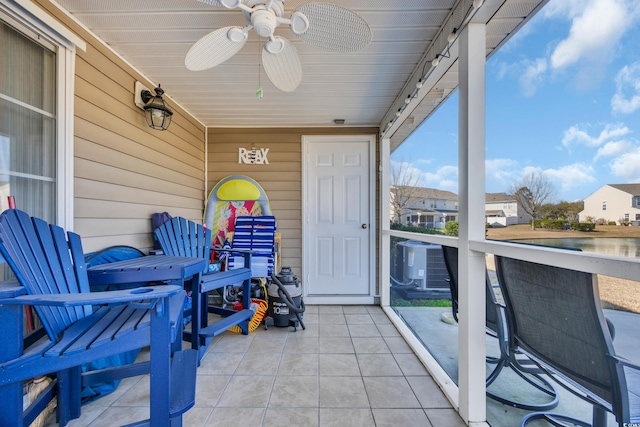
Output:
(154, 216), (254, 359)
(0, 209), (198, 427)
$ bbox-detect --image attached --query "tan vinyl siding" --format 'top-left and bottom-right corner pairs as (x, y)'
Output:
(207, 127), (379, 282)
(33, 0), (206, 253)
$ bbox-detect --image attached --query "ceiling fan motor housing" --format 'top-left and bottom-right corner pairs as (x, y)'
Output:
(252, 9), (278, 37)
(240, 1), (286, 38)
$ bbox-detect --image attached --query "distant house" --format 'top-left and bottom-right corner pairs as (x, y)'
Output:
(485, 193), (531, 226)
(579, 184), (640, 225)
(394, 186), (458, 229)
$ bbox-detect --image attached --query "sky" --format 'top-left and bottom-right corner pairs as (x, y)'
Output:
(392, 0), (640, 202)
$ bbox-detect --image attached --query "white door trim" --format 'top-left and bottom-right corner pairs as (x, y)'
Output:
(302, 134), (376, 305)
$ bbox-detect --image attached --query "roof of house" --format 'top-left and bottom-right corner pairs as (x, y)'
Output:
(485, 192), (515, 203)
(608, 184), (640, 196)
(396, 186), (458, 200)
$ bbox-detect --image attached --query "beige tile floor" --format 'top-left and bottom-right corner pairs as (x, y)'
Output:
(44, 305), (466, 427)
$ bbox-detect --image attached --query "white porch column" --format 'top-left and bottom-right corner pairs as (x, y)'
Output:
(380, 137), (391, 307)
(457, 22), (487, 425)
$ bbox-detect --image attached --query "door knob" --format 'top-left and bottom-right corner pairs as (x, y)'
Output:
(361, 224), (368, 229)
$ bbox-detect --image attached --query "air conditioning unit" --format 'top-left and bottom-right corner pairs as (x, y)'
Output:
(397, 241), (449, 290)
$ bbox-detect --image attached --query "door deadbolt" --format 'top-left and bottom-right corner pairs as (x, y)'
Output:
(361, 224), (367, 229)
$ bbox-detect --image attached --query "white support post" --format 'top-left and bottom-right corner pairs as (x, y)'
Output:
(457, 22), (487, 425)
(380, 137), (391, 307)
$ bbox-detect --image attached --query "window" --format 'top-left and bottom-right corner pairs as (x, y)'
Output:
(636, 213), (640, 221)
(0, 21), (56, 222)
(1, 2), (83, 231)
(602, 201), (607, 211)
(624, 213), (629, 221)
(635, 196), (640, 206)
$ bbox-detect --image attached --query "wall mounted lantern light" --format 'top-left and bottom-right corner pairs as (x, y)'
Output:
(134, 81), (173, 131)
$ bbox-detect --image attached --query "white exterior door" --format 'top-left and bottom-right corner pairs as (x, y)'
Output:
(303, 135), (375, 304)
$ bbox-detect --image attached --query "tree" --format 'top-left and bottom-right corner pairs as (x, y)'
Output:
(509, 172), (555, 230)
(539, 200), (584, 221)
(390, 160), (424, 224)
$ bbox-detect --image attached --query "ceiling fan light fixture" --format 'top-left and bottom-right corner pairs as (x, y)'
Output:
(221, 0), (242, 8)
(289, 11), (309, 35)
(265, 36), (285, 54)
(227, 27), (248, 42)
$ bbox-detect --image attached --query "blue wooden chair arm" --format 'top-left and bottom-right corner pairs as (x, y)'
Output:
(0, 279), (24, 298)
(200, 268), (251, 293)
(0, 285), (183, 307)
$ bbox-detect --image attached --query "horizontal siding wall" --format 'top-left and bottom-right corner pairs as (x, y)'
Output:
(207, 127), (379, 279)
(37, 1), (206, 253)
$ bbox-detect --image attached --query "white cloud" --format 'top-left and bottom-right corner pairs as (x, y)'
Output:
(521, 165), (544, 177)
(611, 62), (640, 114)
(414, 158), (434, 166)
(542, 0), (586, 19)
(594, 140), (633, 160)
(520, 58), (548, 97)
(486, 158), (520, 182)
(438, 179), (457, 191)
(549, 0), (630, 71)
(423, 165), (458, 190)
(561, 123), (630, 148)
(485, 160), (597, 199)
(610, 146), (640, 181)
(542, 163), (596, 191)
(512, 0), (640, 92)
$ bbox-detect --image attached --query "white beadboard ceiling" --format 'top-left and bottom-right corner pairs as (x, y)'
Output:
(54, 0), (546, 149)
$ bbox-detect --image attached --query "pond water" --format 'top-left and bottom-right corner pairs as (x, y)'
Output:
(514, 237), (640, 258)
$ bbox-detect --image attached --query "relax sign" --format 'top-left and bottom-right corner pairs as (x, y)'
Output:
(238, 147), (269, 165)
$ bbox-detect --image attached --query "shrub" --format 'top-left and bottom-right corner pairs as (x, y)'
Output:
(533, 219), (566, 230)
(390, 223), (442, 235)
(595, 218), (608, 225)
(607, 221), (617, 226)
(571, 222), (595, 232)
(444, 221), (459, 237)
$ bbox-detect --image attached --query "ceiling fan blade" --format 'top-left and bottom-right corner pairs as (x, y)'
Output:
(196, 0), (224, 6)
(292, 3), (372, 52)
(262, 36), (302, 92)
(185, 26), (247, 71)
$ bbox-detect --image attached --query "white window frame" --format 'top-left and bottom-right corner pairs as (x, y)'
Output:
(1, 0), (85, 230)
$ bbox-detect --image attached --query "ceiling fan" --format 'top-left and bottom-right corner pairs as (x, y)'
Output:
(185, 0), (372, 92)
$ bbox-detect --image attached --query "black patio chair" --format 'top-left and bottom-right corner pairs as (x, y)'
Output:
(441, 245), (559, 410)
(495, 255), (640, 426)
